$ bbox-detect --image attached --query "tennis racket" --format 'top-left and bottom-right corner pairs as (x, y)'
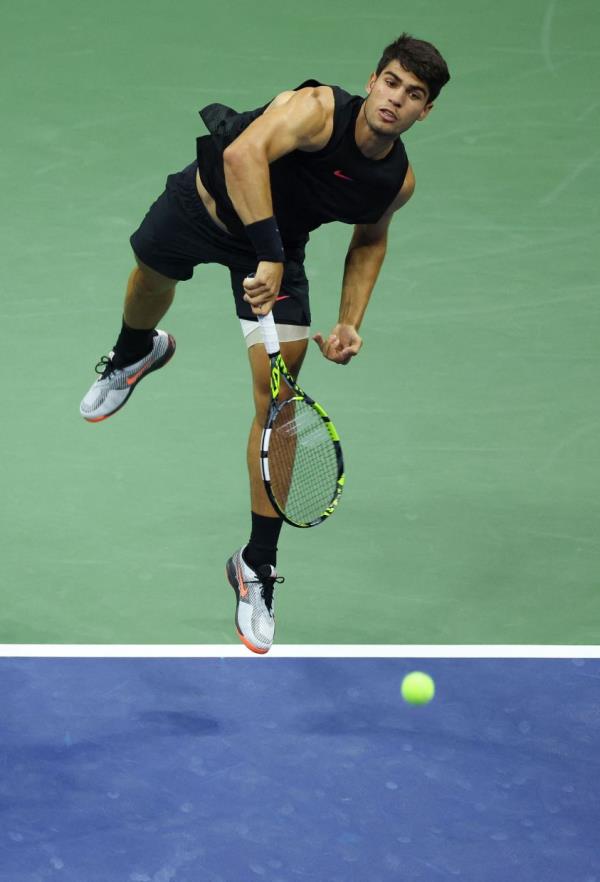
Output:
(257, 310), (345, 528)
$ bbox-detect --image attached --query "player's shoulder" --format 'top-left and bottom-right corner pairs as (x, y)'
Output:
(301, 84), (335, 114)
(268, 83), (335, 118)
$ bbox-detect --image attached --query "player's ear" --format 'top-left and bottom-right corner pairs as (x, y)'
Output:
(418, 102), (434, 121)
(365, 72), (377, 94)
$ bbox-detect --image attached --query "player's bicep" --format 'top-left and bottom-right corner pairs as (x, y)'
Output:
(224, 88), (331, 164)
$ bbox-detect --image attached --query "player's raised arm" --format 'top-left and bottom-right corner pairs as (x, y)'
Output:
(224, 87), (333, 313)
(223, 87), (333, 225)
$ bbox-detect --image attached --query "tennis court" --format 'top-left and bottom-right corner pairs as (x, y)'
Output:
(2, 2), (599, 877)
(2, 655), (599, 881)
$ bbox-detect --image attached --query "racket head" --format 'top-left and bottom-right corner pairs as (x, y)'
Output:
(260, 394), (345, 528)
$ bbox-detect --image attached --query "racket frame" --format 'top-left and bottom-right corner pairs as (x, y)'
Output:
(258, 312), (345, 528)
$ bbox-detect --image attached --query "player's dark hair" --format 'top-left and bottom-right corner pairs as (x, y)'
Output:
(376, 33), (450, 102)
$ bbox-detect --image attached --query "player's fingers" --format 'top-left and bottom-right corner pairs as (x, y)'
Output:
(250, 301), (273, 315)
(333, 345), (359, 365)
(243, 277), (277, 295)
(313, 333), (353, 361)
(251, 291), (278, 312)
(243, 289), (273, 307)
(243, 284), (269, 298)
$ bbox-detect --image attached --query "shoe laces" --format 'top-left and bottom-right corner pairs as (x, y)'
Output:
(252, 566), (285, 613)
(95, 355), (116, 379)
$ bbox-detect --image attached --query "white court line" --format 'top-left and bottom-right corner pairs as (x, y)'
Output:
(541, 0), (559, 72)
(0, 645), (599, 658)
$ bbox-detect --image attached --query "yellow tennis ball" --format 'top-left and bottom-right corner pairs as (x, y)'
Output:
(401, 671), (435, 705)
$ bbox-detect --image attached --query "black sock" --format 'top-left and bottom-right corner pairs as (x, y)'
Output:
(112, 318), (156, 367)
(243, 512), (284, 570)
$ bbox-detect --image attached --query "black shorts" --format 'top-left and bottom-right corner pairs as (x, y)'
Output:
(130, 161), (311, 327)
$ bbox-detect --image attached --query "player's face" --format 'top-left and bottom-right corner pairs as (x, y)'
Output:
(364, 61), (433, 137)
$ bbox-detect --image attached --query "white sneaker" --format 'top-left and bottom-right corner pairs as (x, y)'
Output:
(225, 547), (284, 654)
(80, 329), (175, 422)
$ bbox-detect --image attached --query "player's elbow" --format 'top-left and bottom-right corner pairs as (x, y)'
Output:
(223, 139), (264, 170)
(223, 142), (244, 168)
(351, 223), (389, 250)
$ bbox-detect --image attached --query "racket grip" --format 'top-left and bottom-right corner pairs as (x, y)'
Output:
(257, 310), (280, 356)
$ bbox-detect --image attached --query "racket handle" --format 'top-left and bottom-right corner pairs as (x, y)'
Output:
(243, 274), (281, 355)
(257, 310), (280, 356)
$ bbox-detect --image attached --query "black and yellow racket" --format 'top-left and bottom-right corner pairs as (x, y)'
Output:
(258, 311), (345, 528)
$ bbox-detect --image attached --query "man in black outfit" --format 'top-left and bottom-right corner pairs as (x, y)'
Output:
(79, 33), (450, 654)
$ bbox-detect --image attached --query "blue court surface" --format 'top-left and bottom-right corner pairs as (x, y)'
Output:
(1, 657), (599, 882)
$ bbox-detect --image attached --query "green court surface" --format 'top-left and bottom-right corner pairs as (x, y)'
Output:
(2, 0), (598, 644)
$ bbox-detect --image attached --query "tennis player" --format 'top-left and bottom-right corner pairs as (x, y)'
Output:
(80, 33), (450, 653)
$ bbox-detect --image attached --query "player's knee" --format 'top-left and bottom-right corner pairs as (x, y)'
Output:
(280, 339), (308, 377)
(252, 382), (271, 427)
(133, 256), (178, 295)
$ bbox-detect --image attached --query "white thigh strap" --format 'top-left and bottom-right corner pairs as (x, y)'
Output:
(240, 319), (310, 349)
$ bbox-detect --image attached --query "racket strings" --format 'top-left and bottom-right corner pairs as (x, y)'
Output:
(268, 399), (339, 523)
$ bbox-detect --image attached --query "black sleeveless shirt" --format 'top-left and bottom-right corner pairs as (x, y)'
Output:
(196, 80), (409, 254)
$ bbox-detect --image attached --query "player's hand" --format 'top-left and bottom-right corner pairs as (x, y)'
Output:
(312, 323), (362, 365)
(243, 262), (284, 315)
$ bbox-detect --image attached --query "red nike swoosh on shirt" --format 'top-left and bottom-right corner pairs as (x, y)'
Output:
(333, 169), (354, 181)
(276, 295), (290, 302)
